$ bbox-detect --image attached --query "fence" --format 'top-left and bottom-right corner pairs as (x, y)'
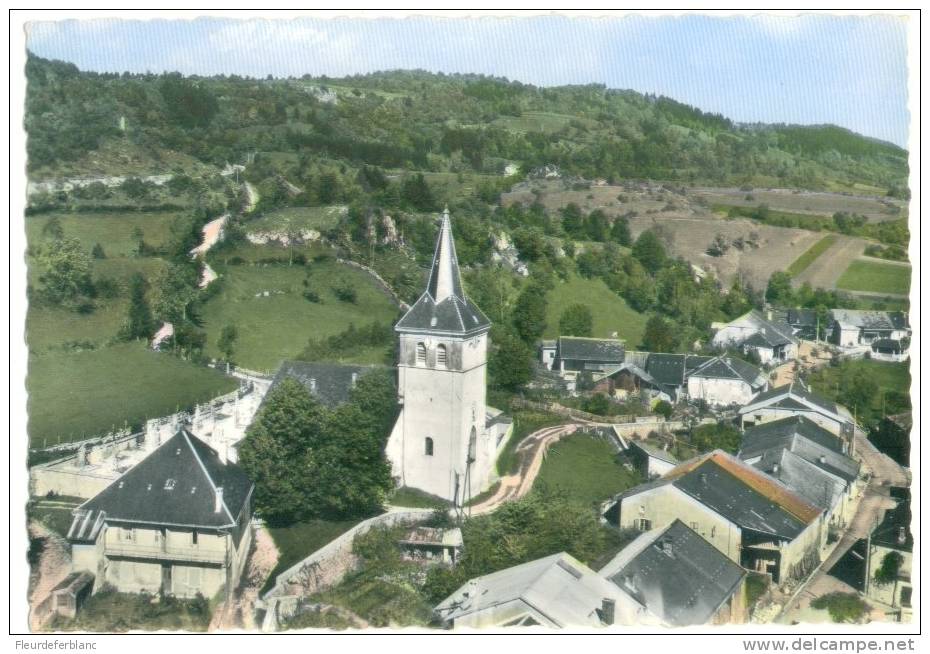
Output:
(510, 397), (636, 424)
(262, 508), (432, 601)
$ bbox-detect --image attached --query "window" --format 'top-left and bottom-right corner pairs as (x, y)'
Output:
(416, 342), (427, 365)
(635, 518), (652, 532)
(192, 530), (199, 546)
(164, 478), (177, 491)
(119, 527), (134, 542)
(690, 521), (699, 532)
(425, 437), (434, 456)
(436, 344), (448, 368)
(711, 526), (717, 538)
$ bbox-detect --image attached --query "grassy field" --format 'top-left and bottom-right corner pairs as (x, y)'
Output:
(26, 341), (237, 447)
(533, 434), (643, 507)
(200, 260), (400, 371)
(25, 211), (180, 258)
(837, 259), (911, 295)
(808, 359), (910, 424)
(787, 235), (838, 276)
(495, 410), (566, 476)
(262, 519), (362, 594)
(243, 206), (346, 234)
(545, 273), (648, 346)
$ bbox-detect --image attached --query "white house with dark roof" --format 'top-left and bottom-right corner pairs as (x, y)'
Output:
(385, 209), (508, 505)
(552, 336), (625, 376)
(263, 360), (385, 409)
(68, 430), (254, 600)
(711, 310), (799, 365)
(599, 520), (747, 626)
(829, 310), (910, 349)
(628, 441), (679, 479)
(686, 355), (768, 407)
(737, 383), (858, 443)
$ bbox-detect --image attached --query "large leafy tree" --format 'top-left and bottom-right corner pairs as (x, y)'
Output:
(37, 237), (94, 306)
(488, 326), (534, 391)
(632, 230), (667, 274)
(512, 281), (548, 344)
(558, 303), (594, 337)
(123, 272), (154, 340)
(642, 314), (677, 352)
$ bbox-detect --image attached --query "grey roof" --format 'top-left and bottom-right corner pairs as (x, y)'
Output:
(556, 336), (624, 363)
(630, 440), (679, 465)
(264, 360), (385, 409)
(831, 309), (909, 332)
(645, 354), (712, 388)
(752, 449), (846, 511)
(600, 520), (746, 627)
(787, 308), (817, 327)
(689, 355), (766, 386)
(871, 488), (912, 552)
(71, 430), (253, 537)
(872, 338), (909, 352)
(434, 552), (645, 628)
(396, 210), (491, 336)
(740, 383), (848, 420)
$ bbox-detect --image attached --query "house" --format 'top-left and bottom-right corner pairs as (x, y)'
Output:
(627, 441), (679, 479)
(642, 353), (712, 402)
(599, 520), (747, 626)
(48, 571), (94, 620)
(433, 552), (653, 628)
(68, 430), (254, 600)
(871, 338), (910, 362)
(263, 360), (384, 409)
(786, 308), (820, 340)
(606, 450), (824, 584)
(385, 208), (504, 506)
(711, 310), (799, 365)
(539, 340), (557, 370)
(686, 356), (768, 407)
(737, 383), (858, 443)
(552, 336), (625, 377)
(398, 527), (463, 565)
(864, 488), (912, 622)
(739, 416), (861, 528)
(829, 310), (910, 348)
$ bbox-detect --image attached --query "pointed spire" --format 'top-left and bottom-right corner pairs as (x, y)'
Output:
(426, 207), (465, 303)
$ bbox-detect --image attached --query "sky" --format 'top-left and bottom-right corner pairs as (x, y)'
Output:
(25, 13), (911, 147)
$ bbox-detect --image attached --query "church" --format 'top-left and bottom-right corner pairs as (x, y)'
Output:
(385, 209), (511, 506)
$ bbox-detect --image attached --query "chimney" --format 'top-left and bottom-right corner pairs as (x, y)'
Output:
(309, 378), (317, 393)
(351, 372), (358, 388)
(600, 598), (616, 625)
(898, 527), (907, 545)
(819, 455), (827, 465)
(766, 309), (773, 321)
(214, 487), (224, 514)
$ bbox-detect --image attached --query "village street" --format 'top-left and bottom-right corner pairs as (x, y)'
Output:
(777, 432), (908, 623)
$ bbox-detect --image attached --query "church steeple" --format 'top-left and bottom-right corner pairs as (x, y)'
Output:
(426, 206), (465, 303)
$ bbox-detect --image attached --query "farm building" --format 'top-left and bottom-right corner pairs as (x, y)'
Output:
(829, 310), (910, 349)
(627, 441), (679, 479)
(67, 430), (254, 600)
(863, 487), (912, 622)
(686, 356), (768, 407)
(738, 383), (858, 443)
(599, 520), (747, 626)
(433, 552), (654, 628)
(605, 450), (824, 584)
(47, 571), (94, 620)
(552, 336), (625, 376)
(739, 416), (861, 528)
(711, 310), (798, 365)
(539, 339), (557, 370)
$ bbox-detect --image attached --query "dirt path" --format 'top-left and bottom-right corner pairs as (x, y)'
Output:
(793, 235), (866, 290)
(858, 256), (911, 268)
(28, 522), (72, 631)
(210, 524), (279, 632)
(469, 424), (578, 515)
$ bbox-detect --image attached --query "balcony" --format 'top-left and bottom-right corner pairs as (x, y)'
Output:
(104, 542), (227, 565)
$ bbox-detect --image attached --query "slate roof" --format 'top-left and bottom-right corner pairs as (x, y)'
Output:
(739, 418), (859, 483)
(395, 210), (491, 336)
(614, 450), (822, 540)
(740, 383), (851, 422)
(787, 308), (817, 328)
(645, 354), (712, 388)
(689, 356), (766, 386)
(752, 449), (846, 511)
(871, 488), (912, 552)
(831, 309), (910, 332)
(556, 336), (624, 363)
(600, 520), (746, 626)
(264, 360), (386, 409)
(70, 430), (253, 539)
(434, 552), (646, 628)
(630, 440), (679, 465)
(743, 310), (798, 347)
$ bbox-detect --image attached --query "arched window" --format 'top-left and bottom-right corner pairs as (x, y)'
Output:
(436, 344), (448, 368)
(416, 342), (427, 365)
(425, 437), (434, 456)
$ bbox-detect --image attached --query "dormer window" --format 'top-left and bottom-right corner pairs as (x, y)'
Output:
(164, 479), (177, 491)
(416, 342), (427, 365)
(436, 344), (448, 368)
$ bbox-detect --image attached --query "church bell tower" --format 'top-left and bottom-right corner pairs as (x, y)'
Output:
(385, 208), (495, 505)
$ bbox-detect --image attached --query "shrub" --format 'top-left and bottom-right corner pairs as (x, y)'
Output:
(810, 592), (870, 623)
